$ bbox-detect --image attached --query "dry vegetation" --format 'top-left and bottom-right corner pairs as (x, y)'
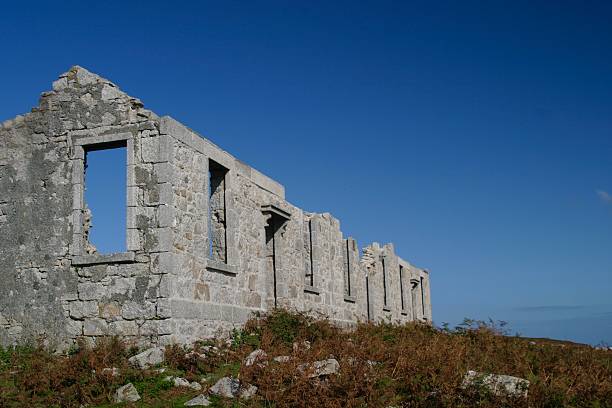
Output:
(1, 310), (610, 407)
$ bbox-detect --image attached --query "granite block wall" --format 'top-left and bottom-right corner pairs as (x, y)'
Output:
(0, 67), (432, 349)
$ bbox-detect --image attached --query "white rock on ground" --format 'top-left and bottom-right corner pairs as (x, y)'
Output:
(292, 340), (311, 352)
(462, 370), (530, 397)
(128, 346), (165, 369)
(298, 358), (340, 378)
(209, 377), (257, 399)
(244, 349), (267, 366)
(165, 376), (203, 391)
(240, 383), (258, 399)
(173, 377), (191, 388)
(101, 367), (120, 376)
(209, 377), (239, 398)
(273, 355), (291, 363)
(114, 383), (140, 403)
(185, 351), (207, 360)
(184, 394), (211, 406)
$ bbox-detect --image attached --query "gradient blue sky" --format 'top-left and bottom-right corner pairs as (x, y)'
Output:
(1, 1), (611, 344)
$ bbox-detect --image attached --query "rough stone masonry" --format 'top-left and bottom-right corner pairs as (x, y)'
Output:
(0, 67), (432, 349)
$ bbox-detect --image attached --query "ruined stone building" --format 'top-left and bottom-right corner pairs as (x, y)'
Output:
(0, 67), (432, 349)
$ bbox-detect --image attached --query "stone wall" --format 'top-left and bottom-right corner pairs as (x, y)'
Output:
(0, 67), (432, 349)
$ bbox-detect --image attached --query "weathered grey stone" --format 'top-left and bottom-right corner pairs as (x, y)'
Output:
(128, 346), (165, 369)
(68, 301), (98, 319)
(209, 377), (239, 398)
(164, 376), (203, 391)
(101, 367), (120, 377)
(208, 377), (255, 399)
(273, 355), (291, 363)
(114, 383), (140, 403)
(462, 370), (530, 398)
(244, 349), (267, 367)
(184, 394), (211, 406)
(298, 358), (340, 378)
(240, 383), (258, 399)
(172, 376), (190, 387)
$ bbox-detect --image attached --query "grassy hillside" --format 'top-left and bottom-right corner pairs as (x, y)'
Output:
(1, 310), (610, 407)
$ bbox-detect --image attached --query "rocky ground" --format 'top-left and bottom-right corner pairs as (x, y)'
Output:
(0, 310), (610, 407)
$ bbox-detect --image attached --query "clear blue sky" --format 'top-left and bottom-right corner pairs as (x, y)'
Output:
(1, 1), (611, 344)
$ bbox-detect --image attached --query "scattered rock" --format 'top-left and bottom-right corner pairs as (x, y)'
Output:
(101, 367), (120, 377)
(209, 377), (239, 398)
(114, 383), (140, 403)
(185, 351), (207, 360)
(240, 383), (258, 399)
(173, 377), (191, 388)
(184, 394), (211, 406)
(293, 340), (311, 352)
(462, 370), (530, 397)
(209, 377), (257, 399)
(298, 358), (340, 378)
(244, 349), (267, 367)
(128, 346), (165, 369)
(273, 355), (291, 363)
(165, 376), (203, 391)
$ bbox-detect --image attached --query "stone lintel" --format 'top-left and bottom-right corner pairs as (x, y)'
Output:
(343, 295), (356, 303)
(72, 252), (136, 266)
(206, 260), (238, 276)
(304, 285), (320, 295)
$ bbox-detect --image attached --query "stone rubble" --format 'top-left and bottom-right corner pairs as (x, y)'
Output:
(244, 349), (267, 367)
(462, 370), (530, 397)
(298, 358), (340, 378)
(184, 394), (211, 406)
(165, 376), (202, 391)
(209, 376), (258, 399)
(101, 367), (120, 377)
(128, 346), (165, 369)
(113, 383), (140, 403)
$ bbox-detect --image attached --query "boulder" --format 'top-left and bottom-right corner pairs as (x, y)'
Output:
(128, 346), (165, 369)
(184, 394), (211, 406)
(462, 370), (530, 397)
(114, 383), (140, 403)
(209, 377), (257, 399)
(298, 358), (340, 378)
(209, 377), (239, 398)
(244, 349), (267, 367)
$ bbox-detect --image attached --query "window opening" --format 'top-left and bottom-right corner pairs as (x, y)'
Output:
(382, 257), (388, 308)
(420, 276), (426, 318)
(305, 219), (314, 287)
(399, 265), (405, 311)
(83, 142), (127, 254)
(208, 160), (229, 263)
(344, 240), (352, 296)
